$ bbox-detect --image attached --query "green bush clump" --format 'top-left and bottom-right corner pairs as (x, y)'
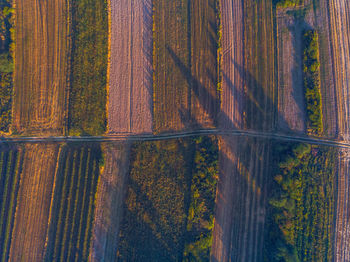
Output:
(303, 30), (323, 135)
(274, 0), (303, 8)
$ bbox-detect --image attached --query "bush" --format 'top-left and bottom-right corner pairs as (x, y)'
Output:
(302, 30), (323, 135)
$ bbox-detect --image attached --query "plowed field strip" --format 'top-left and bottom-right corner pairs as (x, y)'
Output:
(13, 0), (69, 135)
(108, 0), (153, 134)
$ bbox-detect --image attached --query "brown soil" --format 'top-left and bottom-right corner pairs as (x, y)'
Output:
(335, 150), (350, 262)
(89, 142), (131, 262)
(218, 0), (244, 130)
(276, 10), (306, 133)
(12, 0), (69, 136)
(211, 136), (271, 262)
(9, 144), (60, 261)
(329, 0), (350, 141)
(190, 0), (219, 129)
(108, 0), (153, 134)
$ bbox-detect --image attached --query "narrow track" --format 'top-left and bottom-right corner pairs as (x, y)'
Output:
(1, 130), (350, 148)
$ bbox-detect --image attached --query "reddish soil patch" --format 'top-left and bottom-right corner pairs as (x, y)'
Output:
(108, 0), (153, 134)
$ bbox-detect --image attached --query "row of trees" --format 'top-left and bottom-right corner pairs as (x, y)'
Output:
(302, 30), (323, 135)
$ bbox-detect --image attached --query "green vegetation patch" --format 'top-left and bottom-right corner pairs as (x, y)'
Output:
(0, 0), (14, 132)
(0, 145), (23, 262)
(274, 0), (303, 8)
(303, 30), (323, 135)
(68, 0), (108, 136)
(44, 143), (102, 261)
(183, 136), (218, 261)
(117, 136), (218, 261)
(264, 143), (336, 261)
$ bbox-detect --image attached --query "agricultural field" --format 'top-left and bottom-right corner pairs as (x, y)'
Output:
(219, 0), (275, 131)
(44, 143), (102, 261)
(9, 144), (61, 261)
(117, 137), (218, 261)
(108, 0), (153, 134)
(276, 0), (338, 137)
(335, 149), (350, 262)
(153, 0), (219, 133)
(212, 136), (271, 261)
(12, 0), (69, 135)
(90, 142), (131, 261)
(68, 0), (108, 136)
(328, 0), (350, 141)
(0, 144), (23, 262)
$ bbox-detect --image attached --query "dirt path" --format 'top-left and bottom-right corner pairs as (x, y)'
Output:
(108, 0), (153, 134)
(89, 142), (131, 262)
(9, 144), (60, 261)
(12, 0), (69, 135)
(276, 10), (306, 133)
(335, 150), (350, 262)
(212, 136), (270, 262)
(329, 0), (350, 141)
(218, 0), (244, 130)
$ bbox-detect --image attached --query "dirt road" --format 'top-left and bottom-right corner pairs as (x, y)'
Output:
(9, 144), (60, 261)
(108, 0), (153, 134)
(90, 142), (131, 261)
(212, 136), (270, 262)
(12, 0), (69, 135)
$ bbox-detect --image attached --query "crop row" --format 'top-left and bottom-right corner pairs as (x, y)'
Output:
(0, 147), (23, 262)
(44, 145), (101, 261)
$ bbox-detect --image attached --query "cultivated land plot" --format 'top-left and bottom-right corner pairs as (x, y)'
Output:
(276, 10), (306, 133)
(117, 139), (193, 261)
(44, 144), (101, 261)
(90, 142), (131, 261)
(219, 0), (244, 130)
(219, 0), (275, 132)
(335, 150), (350, 262)
(12, 0), (69, 135)
(153, 0), (219, 132)
(9, 144), (60, 261)
(211, 136), (271, 262)
(153, 0), (191, 133)
(190, 0), (219, 129)
(329, 0), (350, 140)
(108, 0), (153, 134)
(0, 145), (23, 262)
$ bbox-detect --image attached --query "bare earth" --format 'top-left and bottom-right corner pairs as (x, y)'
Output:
(335, 150), (350, 262)
(89, 142), (131, 262)
(9, 144), (60, 262)
(108, 0), (153, 134)
(276, 10), (306, 133)
(329, 0), (350, 141)
(12, 0), (69, 135)
(212, 136), (270, 262)
(218, 0), (244, 130)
